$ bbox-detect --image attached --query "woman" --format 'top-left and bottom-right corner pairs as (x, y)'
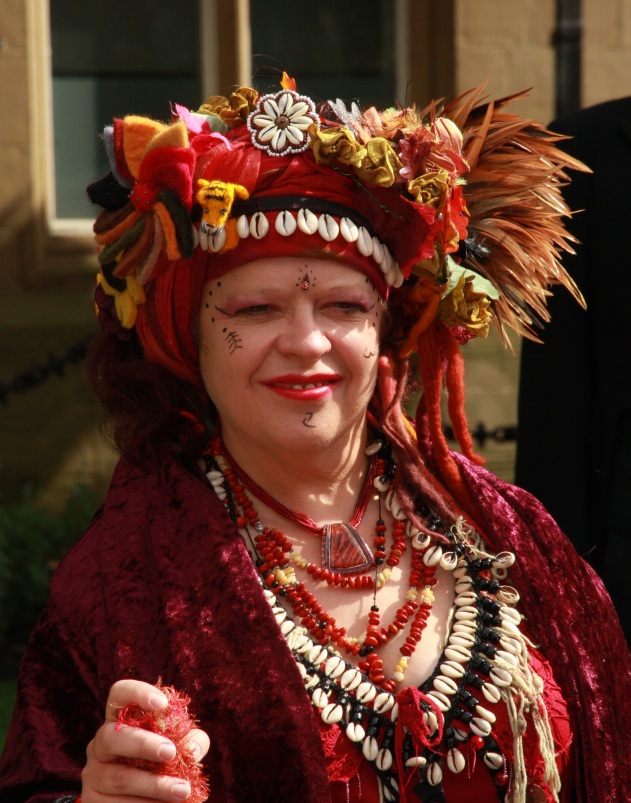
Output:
(1, 75), (629, 802)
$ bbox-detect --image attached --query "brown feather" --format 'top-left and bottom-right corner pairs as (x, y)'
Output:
(432, 88), (589, 340)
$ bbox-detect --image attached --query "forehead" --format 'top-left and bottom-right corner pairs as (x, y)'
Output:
(209, 256), (379, 293)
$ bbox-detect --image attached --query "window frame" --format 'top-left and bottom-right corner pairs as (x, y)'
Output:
(26, 0), (248, 277)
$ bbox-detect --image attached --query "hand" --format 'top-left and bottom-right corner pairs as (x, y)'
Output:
(81, 679), (210, 802)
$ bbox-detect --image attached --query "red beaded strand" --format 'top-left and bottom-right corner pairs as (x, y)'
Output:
(207, 440), (439, 688)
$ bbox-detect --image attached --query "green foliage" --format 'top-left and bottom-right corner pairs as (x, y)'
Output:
(0, 486), (98, 676)
(0, 680), (17, 752)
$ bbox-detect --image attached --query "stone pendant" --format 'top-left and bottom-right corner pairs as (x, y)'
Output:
(322, 522), (375, 575)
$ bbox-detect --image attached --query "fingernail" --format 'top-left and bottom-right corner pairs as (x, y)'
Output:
(158, 742), (176, 761)
(172, 781), (191, 800)
(190, 741), (202, 761)
(149, 692), (168, 709)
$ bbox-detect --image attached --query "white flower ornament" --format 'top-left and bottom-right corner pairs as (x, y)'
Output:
(247, 89), (319, 157)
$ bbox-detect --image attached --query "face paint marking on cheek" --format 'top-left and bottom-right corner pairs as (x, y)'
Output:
(363, 347), (377, 358)
(303, 412), (317, 428)
(225, 330), (243, 354)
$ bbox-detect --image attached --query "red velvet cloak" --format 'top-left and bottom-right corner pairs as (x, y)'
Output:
(0, 447), (629, 802)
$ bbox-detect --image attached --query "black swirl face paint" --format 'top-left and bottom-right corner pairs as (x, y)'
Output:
(223, 328), (243, 354)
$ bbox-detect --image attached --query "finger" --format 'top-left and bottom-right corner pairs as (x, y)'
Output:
(82, 759), (191, 802)
(91, 722), (177, 765)
(105, 680), (169, 723)
(186, 728), (210, 762)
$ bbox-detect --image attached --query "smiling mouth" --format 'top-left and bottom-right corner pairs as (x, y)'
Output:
(284, 381), (330, 389)
(264, 376), (340, 398)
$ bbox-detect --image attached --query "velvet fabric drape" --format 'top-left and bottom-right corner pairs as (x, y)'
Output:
(0, 447), (628, 802)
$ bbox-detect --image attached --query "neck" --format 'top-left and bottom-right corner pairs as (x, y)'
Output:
(219, 421), (371, 525)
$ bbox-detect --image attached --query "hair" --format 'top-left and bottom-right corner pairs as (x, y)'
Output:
(86, 330), (214, 463)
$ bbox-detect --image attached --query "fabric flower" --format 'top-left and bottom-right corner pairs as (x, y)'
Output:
(198, 86), (259, 128)
(309, 125), (367, 167)
(398, 126), (434, 182)
(442, 185), (469, 253)
(354, 138), (403, 187)
(407, 169), (451, 210)
(426, 117), (469, 179)
(438, 271), (493, 336)
(412, 244), (448, 283)
(247, 89), (319, 157)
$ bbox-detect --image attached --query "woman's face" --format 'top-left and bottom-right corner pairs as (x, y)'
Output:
(198, 257), (384, 458)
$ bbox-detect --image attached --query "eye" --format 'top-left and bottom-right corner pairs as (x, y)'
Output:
(236, 304), (273, 317)
(330, 301), (372, 313)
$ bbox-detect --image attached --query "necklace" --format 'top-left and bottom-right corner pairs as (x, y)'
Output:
(221, 441), (381, 575)
(204, 435), (439, 692)
(203, 438), (558, 802)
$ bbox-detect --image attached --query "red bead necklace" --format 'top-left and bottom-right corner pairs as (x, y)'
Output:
(221, 440), (382, 577)
(206, 437), (439, 691)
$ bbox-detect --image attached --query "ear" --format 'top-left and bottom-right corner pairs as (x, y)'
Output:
(234, 184), (250, 200)
(197, 178), (211, 189)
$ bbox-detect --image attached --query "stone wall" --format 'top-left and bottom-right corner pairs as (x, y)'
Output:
(584, 0), (631, 105)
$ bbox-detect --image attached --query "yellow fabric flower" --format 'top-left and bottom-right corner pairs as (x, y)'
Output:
(309, 125), (366, 167)
(438, 274), (492, 336)
(354, 138), (402, 187)
(407, 170), (450, 211)
(198, 86), (258, 127)
(412, 244), (448, 283)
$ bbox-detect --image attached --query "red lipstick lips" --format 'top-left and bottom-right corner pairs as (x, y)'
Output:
(263, 373), (341, 401)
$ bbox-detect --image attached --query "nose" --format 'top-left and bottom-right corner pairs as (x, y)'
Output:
(276, 308), (332, 360)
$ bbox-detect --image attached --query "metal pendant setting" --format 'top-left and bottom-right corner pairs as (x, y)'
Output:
(322, 522), (375, 575)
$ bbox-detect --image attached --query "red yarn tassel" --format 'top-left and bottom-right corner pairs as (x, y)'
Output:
(438, 325), (485, 467)
(416, 325), (474, 511)
(116, 683), (209, 803)
(395, 687), (444, 802)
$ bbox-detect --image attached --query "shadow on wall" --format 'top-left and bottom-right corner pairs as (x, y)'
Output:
(0, 198), (117, 508)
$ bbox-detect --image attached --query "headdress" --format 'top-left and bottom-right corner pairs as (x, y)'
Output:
(88, 72), (586, 481)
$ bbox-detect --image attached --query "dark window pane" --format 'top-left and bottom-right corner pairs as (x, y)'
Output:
(250, 0), (395, 109)
(50, 0), (201, 218)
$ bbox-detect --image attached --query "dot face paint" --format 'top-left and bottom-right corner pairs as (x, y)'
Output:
(296, 266), (317, 292)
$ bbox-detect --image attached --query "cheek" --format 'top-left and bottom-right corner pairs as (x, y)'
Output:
(347, 328), (380, 382)
(200, 310), (246, 358)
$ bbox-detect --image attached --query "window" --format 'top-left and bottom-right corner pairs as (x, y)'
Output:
(50, 1), (203, 220)
(249, 0), (396, 109)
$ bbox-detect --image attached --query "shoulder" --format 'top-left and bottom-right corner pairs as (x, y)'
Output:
(52, 444), (233, 577)
(551, 95), (631, 132)
(51, 448), (222, 605)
